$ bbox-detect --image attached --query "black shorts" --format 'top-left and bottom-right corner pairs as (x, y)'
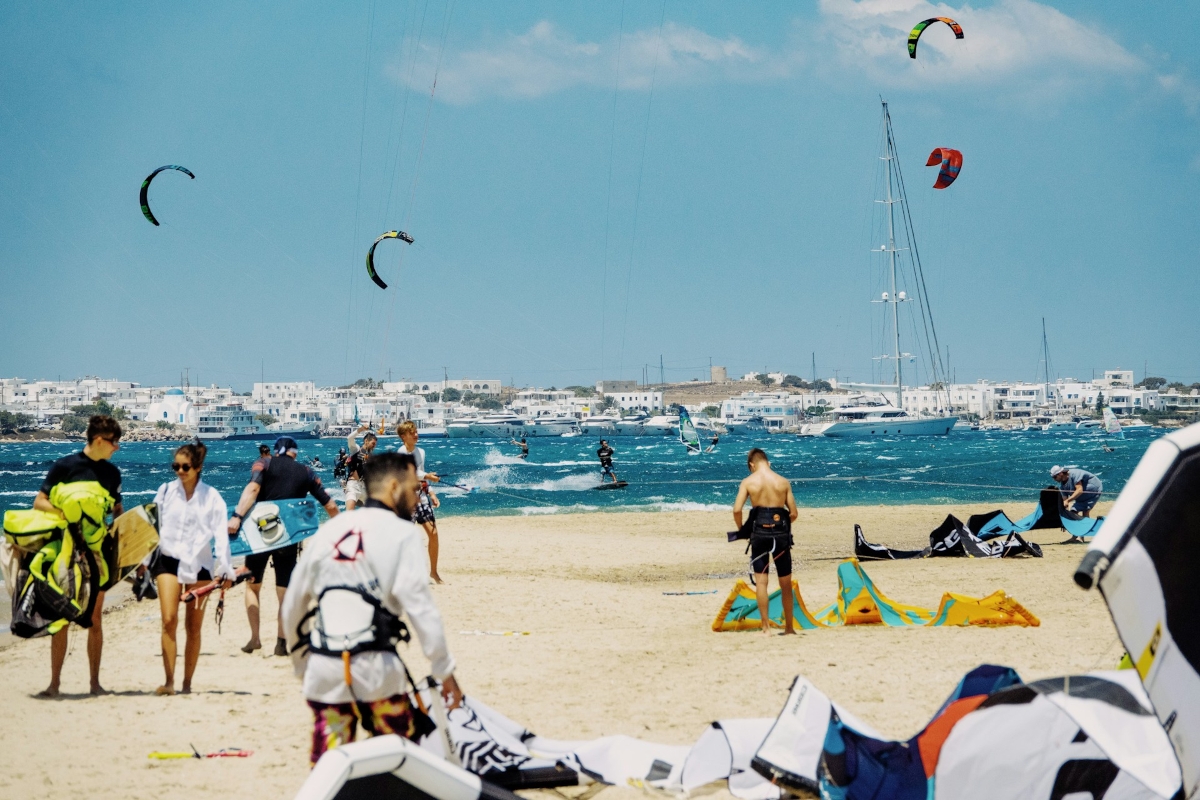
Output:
(244, 543), (299, 588)
(150, 552), (213, 583)
(749, 533), (793, 577)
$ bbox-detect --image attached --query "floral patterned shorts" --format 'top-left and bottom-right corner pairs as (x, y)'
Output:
(308, 694), (416, 765)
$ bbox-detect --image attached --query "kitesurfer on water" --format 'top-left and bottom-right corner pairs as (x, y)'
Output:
(228, 437), (340, 656)
(511, 437), (529, 459)
(733, 448), (799, 636)
(396, 421), (444, 584)
(281, 451), (462, 765)
(706, 434), (719, 453)
(597, 440), (617, 483)
(34, 415), (123, 697)
(344, 424), (377, 511)
(1051, 465), (1103, 518)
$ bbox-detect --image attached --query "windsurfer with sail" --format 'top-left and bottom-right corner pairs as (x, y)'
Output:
(733, 448), (799, 636)
(597, 440), (617, 484)
(1051, 465), (1103, 518)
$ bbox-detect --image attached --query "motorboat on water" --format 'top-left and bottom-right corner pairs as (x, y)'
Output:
(820, 405), (956, 437)
(613, 413), (650, 436)
(641, 415), (677, 436)
(579, 415), (619, 436)
(525, 416), (579, 436)
(196, 404), (319, 441)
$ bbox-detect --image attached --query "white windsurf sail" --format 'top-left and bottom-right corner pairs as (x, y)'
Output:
(1103, 407), (1126, 439)
(678, 408), (701, 454)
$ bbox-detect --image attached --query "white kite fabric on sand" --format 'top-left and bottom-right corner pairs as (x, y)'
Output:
(1077, 421), (1200, 798)
(296, 667), (1181, 800)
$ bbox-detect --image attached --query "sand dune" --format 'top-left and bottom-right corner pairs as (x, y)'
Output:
(0, 502), (1116, 799)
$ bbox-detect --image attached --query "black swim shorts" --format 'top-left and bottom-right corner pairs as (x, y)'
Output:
(750, 534), (792, 577)
(149, 552), (213, 583)
(244, 543), (299, 588)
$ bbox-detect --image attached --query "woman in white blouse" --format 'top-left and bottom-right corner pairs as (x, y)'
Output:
(147, 441), (234, 695)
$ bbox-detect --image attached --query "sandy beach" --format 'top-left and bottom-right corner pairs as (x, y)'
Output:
(0, 502), (1118, 799)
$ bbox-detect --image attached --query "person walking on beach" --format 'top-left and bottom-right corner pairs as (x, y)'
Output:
(344, 424), (377, 511)
(733, 448), (799, 636)
(1051, 465), (1103, 518)
(281, 451), (462, 765)
(396, 421), (444, 583)
(597, 440), (617, 484)
(251, 443), (271, 477)
(228, 437), (339, 656)
(32, 414), (123, 696)
(144, 441), (235, 695)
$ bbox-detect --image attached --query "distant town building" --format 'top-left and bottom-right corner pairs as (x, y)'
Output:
(596, 380), (638, 394)
(710, 365), (728, 383)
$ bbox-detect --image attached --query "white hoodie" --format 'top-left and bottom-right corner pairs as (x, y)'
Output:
(281, 505), (454, 704)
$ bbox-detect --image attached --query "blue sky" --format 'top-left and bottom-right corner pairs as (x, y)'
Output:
(1, 1), (1198, 391)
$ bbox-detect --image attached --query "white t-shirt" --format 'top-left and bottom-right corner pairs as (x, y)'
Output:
(153, 479), (234, 584)
(280, 506), (454, 703)
(397, 443), (426, 479)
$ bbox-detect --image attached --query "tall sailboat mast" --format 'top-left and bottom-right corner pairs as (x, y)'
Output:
(885, 104), (902, 408)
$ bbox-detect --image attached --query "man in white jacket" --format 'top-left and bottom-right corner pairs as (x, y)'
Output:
(281, 451), (462, 765)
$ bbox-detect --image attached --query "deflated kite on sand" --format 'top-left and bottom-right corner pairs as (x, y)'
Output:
(295, 665), (1179, 800)
(712, 558), (1039, 632)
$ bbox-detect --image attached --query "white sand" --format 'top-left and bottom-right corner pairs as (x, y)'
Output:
(0, 503), (1117, 799)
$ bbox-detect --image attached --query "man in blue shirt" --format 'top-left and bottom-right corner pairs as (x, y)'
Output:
(1051, 465), (1103, 517)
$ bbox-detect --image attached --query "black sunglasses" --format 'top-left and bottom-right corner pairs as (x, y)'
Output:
(171, 462), (193, 473)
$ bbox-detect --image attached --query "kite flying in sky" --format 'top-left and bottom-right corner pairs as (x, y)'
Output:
(926, 147), (963, 189)
(139, 165), (194, 226)
(908, 17), (964, 59)
(366, 230), (415, 290)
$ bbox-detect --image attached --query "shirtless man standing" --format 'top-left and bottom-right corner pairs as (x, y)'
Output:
(732, 448), (799, 635)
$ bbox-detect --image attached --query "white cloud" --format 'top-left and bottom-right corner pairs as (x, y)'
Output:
(399, 20), (783, 105)
(816, 0), (1144, 88)
(394, 2), (1196, 115)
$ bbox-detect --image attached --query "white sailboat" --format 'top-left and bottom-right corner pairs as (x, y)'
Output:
(822, 102), (956, 438)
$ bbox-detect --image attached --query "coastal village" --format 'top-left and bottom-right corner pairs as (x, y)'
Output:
(0, 368), (1191, 440)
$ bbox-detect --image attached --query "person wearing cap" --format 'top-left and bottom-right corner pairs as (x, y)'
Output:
(344, 424), (378, 511)
(1050, 465), (1103, 518)
(227, 437), (340, 656)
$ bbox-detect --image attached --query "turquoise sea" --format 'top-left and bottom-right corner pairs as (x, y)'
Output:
(0, 429), (1162, 518)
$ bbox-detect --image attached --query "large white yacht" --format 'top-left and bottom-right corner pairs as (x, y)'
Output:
(821, 404), (956, 437)
(196, 404), (320, 440)
(613, 414), (650, 436)
(464, 414), (528, 438)
(579, 415), (619, 435)
(641, 415), (677, 435)
(525, 416), (578, 436)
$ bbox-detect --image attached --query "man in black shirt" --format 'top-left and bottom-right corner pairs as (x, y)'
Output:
(227, 437), (339, 656)
(33, 415), (123, 697)
(597, 440), (617, 484)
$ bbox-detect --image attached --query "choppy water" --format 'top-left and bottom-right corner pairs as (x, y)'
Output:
(0, 428), (1163, 518)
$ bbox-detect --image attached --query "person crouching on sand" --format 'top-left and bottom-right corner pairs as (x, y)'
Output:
(142, 441), (235, 695)
(732, 448), (799, 635)
(281, 452), (463, 765)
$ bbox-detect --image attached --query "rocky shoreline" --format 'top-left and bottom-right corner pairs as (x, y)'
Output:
(0, 426), (188, 443)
